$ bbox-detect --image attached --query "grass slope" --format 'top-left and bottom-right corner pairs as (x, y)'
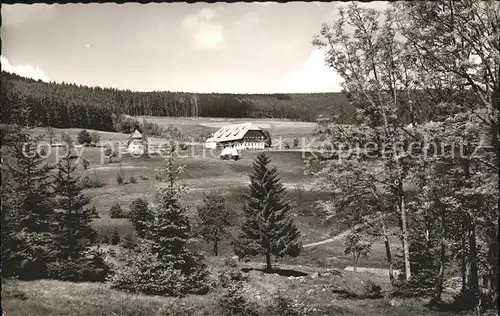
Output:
(2, 267), (477, 316)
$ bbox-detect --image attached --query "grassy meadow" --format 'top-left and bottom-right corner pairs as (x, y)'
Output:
(3, 267), (476, 316)
(133, 116), (318, 141)
(2, 121), (457, 316)
(24, 122), (400, 270)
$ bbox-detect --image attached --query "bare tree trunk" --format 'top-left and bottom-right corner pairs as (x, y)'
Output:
(213, 239), (218, 256)
(467, 214), (480, 309)
(491, 82), (500, 306)
(432, 203), (447, 303)
(461, 219), (467, 294)
(487, 226), (498, 305)
(379, 212), (395, 284)
(400, 196), (411, 281)
(265, 252), (272, 271)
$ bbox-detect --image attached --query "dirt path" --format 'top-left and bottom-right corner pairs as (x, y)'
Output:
(303, 230), (351, 248)
(303, 215), (378, 248)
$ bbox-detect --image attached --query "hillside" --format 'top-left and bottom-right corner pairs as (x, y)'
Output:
(0, 71), (355, 132)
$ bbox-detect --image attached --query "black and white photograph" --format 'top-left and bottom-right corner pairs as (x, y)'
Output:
(1, 1), (499, 315)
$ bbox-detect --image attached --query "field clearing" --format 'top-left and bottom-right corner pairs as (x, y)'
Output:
(133, 116), (317, 140)
(17, 127), (408, 271)
(26, 142), (398, 269)
(29, 127), (168, 146)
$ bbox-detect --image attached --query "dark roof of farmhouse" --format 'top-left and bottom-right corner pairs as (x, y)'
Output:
(206, 123), (262, 143)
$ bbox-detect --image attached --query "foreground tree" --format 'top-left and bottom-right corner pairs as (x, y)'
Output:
(52, 155), (97, 259)
(197, 191), (234, 256)
(111, 153), (208, 296)
(312, 2), (419, 281)
(312, 1), (499, 311)
(50, 155), (110, 281)
(344, 232), (372, 273)
(2, 130), (57, 279)
(234, 153), (302, 271)
(393, 1), (499, 308)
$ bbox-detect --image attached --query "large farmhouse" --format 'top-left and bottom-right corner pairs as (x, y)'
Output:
(205, 122), (266, 150)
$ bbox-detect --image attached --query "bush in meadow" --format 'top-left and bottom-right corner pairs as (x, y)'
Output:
(109, 202), (125, 219)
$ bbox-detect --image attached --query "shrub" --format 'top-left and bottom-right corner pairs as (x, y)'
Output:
(121, 234), (136, 249)
(104, 147), (119, 163)
(223, 255), (238, 268)
(111, 229), (121, 245)
(101, 234), (110, 244)
(77, 129), (92, 145)
(47, 249), (112, 282)
(265, 289), (300, 316)
(111, 243), (189, 297)
(109, 202), (125, 219)
(129, 176), (137, 184)
(218, 266), (248, 289)
(390, 279), (421, 298)
(179, 143), (188, 150)
(160, 301), (199, 316)
(82, 158), (90, 170)
(2, 278), (28, 301)
(61, 132), (74, 148)
(293, 138), (299, 148)
(362, 280), (382, 298)
(81, 174), (106, 188)
(292, 184), (305, 208)
(104, 146), (114, 156)
(90, 131), (101, 146)
(216, 275), (258, 316)
(116, 173), (124, 185)
(89, 205), (100, 219)
(263, 130), (272, 147)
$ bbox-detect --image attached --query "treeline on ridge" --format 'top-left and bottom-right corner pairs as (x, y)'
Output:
(0, 71), (355, 131)
(1, 71), (461, 133)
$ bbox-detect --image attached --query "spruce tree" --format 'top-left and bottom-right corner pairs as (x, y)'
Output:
(52, 155), (98, 260)
(6, 132), (55, 232)
(235, 153), (301, 271)
(50, 155), (109, 281)
(2, 130), (57, 279)
(111, 152), (208, 296)
(147, 154), (207, 279)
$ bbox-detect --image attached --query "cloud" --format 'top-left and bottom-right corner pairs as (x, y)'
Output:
(1, 55), (50, 82)
(181, 8), (224, 50)
(233, 12), (260, 30)
(279, 49), (343, 93)
(1, 4), (56, 27)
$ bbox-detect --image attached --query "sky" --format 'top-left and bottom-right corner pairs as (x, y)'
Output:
(1, 2), (389, 94)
